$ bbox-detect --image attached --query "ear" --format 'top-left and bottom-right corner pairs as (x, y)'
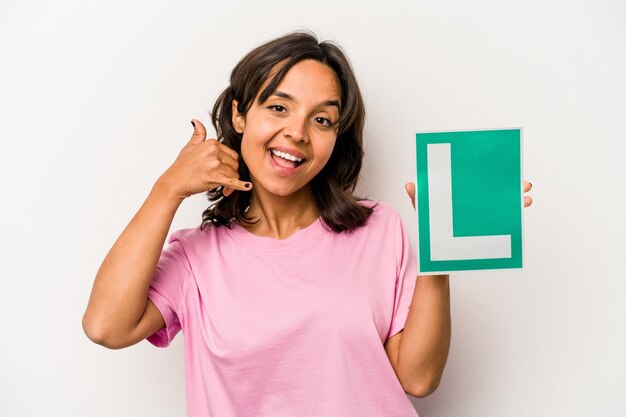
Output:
(231, 100), (246, 134)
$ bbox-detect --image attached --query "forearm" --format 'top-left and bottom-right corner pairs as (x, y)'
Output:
(82, 178), (183, 342)
(397, 274), (451, 395)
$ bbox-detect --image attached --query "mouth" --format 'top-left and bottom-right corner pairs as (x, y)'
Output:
(269, 148), (306, 168)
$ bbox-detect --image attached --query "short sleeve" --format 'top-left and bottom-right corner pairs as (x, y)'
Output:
(146, 233), (192, 348)
(386, 214), (418, 341)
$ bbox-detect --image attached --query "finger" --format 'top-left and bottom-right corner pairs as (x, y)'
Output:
(524, 196), (533, 207)
(223, 187), (232, 197)
(208, 171), (252, 192)
(188, 119), (207, 144)
(216, 149), (239, 172)
(523, 180), (532, 193)
(223, 186), (235, 197)
(219, 178), (252, 192)
(405, 182), (416, 209)
(216, 141), (239, 160)
(215, 165), (240, 181)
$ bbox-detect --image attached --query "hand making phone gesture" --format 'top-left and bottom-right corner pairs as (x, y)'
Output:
(158, 119), (252, 201)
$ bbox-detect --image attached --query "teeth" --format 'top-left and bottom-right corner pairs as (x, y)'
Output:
(271, 149), (303, 162)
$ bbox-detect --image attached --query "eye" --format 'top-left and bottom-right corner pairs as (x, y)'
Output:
(314, 116), (333, 127)
(267, 105), (286, 113)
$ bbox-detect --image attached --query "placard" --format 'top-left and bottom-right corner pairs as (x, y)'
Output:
(415, 128), (524, 273)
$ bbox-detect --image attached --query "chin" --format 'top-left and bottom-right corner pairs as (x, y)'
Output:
(266, 187), (300, 197)
(256, 180), (308, 199)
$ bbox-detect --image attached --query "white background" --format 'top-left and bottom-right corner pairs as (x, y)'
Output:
(1, 1), (624, 416)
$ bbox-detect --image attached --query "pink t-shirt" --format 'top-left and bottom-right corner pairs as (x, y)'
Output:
(147, 201), (419, 416)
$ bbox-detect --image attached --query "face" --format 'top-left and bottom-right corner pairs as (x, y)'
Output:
(232, 59), (341, 199)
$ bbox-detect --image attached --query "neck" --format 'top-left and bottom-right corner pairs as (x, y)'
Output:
(243, 185), (320, 239)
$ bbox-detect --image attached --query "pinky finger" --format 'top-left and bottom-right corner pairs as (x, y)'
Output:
(222, 178), (252, 193)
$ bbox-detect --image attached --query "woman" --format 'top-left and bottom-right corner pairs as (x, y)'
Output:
(82, 31), (532, 416)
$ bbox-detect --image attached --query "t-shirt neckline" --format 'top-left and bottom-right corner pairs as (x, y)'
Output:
(225, 217), (327, 252)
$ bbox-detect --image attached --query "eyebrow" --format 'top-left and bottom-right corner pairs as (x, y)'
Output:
(271, 91), (341, 111)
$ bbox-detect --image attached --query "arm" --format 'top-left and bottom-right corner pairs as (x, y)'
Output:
(82, 182), (184, 349)
(82, 120), (251, 349)
(383, 182), (451, 396)
(385, 275), (451, 398)
(385, 181), (533, 396)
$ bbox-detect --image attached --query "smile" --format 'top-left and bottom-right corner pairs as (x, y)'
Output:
(270, 149), (306, 168)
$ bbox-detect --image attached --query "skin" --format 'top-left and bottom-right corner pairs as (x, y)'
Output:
(81, 121), (251, 349)
(231, 59), (342, 238)
(83, 55), (534, 399)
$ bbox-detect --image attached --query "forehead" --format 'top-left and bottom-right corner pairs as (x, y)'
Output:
(259, 59), (341, 103)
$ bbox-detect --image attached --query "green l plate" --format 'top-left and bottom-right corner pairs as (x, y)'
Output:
(415, 128), (523, 273)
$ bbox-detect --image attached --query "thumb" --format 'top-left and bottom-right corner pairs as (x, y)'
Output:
(188, 119), (207, 144)
(405, 182), (416, 209)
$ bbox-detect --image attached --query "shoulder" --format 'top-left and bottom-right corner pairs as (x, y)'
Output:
(168, 226), (201, 245)
(346, 199), (405, 238)
(163, 223), (237, 267)
(357, 199), (402, 225)
(166, 223), (227, 252)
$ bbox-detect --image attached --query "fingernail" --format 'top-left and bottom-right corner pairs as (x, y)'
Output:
(244, 183), (251, 189)
(191, 120), (196, 128)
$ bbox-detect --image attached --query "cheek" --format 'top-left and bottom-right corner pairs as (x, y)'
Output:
(241, 120), (279, 151)
(239, 125), (263, 159)
(317, 139), (337, 164)
(240, 138), (260, 169)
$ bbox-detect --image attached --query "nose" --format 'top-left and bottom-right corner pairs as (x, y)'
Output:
(283, 115), (308, 143)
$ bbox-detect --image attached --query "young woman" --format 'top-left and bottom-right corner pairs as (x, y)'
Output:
(83, 31), (532, 416)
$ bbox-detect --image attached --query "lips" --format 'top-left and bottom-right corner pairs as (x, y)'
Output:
(269, 148), (306, 170)
(270, 149), (304, 167)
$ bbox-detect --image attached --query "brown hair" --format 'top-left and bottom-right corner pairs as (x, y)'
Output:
(201, 30), (374, 232)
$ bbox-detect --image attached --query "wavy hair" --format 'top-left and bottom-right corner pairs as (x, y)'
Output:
(201, 31), (374, 232)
